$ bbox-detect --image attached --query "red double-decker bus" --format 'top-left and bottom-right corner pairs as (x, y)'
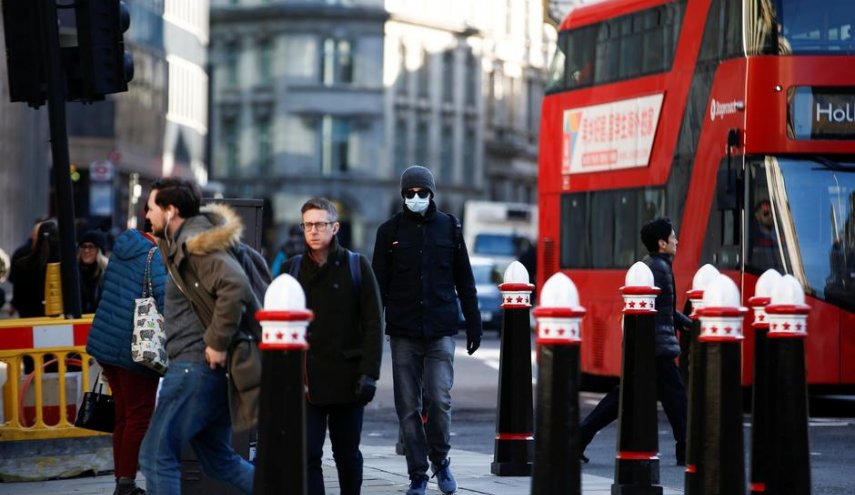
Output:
(538, 0), (855, 387)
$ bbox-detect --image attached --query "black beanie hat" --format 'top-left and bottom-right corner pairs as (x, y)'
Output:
(79, 230), (106, 252)
(400, 165), (436, 197)
(640, 217), (673, 253)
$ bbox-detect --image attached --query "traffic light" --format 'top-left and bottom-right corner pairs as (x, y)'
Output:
(75, 0), (133, 98)
(1, 1), (47, 107)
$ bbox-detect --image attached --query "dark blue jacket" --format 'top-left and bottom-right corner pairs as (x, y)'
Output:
(642, 252), (692, 358)
(372, 202), (482, 341)
(86, 230), (166, 376)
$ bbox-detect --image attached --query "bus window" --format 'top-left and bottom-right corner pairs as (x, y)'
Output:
(746, 0), (855, 55)
(561, 187), (664, 269)
(747, 160), (784, 274)
(546, 25), (597, 93)
(698, 0), (743, 63)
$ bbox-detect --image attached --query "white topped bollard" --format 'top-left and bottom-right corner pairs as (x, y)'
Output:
(531, 273), (585, 495)
(493, 261), (536, 476)
(253, 274), (314, 495)
(762, 274), (811, 494)
(256, 274), (314, 350)
(695, 274), (747, 495)
(684, 264), (720, 494)
(613, 262), (663, 495)
(748, 269), (783, 495)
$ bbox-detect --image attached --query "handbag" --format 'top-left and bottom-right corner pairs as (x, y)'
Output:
(74, 372), (115, 433)
(131, 247), (168, 374)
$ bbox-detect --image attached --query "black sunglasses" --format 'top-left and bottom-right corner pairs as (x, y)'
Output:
(404, 189), (430, 199)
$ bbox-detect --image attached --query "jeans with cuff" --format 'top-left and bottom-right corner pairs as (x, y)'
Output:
(390, 335), (455, 479)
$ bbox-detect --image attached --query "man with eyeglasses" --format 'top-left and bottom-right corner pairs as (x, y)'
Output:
(372, 165), (482, 495)
(284, 197), (383, 495)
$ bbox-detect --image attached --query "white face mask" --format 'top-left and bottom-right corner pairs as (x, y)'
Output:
(405, 196), (430, 214)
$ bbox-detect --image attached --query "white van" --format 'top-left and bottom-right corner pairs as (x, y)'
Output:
(462, 201), (537, 270)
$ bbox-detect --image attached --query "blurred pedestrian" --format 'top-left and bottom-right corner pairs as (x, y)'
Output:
(78, 230), (109, 314)
(86, 229), (166, 495)
(9, 219), (59, 318)
(270, 224), (305, 277)
(284, 197), (383, 495)
(579, 217), (690, 465)
(372, 166), (482, 495)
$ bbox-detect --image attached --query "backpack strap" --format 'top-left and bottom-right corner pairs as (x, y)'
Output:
(347, 250), (361, 298)
(288, 255), (302, 278)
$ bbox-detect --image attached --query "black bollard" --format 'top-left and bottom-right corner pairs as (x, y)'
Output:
(748, 269), (782, 495)
(695, 275), (746, 495)
(763, 275), (811, 495)
(530, 273), (586, 495)
(613, 262), (662, 495)
(684, 264), (719, 495)
(492, 262), (536, 476)
(254, 276), (314, 495)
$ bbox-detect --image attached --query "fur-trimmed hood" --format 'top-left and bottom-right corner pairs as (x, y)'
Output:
(183, 203), (244, 255)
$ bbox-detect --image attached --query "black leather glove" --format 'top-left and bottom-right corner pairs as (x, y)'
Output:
(467, 336), (481, 355)
(355, 374), (377, 405)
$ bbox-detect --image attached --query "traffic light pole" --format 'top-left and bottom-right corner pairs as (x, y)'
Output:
(39, 0), (82, 318)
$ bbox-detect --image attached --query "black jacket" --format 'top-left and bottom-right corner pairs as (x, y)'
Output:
(372, 202), (482, 341)
(642, 252), (692, 358)
(284, 238), (383, 406)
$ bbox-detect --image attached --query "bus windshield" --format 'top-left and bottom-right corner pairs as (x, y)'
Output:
(747, 0), (855, 55)
(768, 157), (855, 307)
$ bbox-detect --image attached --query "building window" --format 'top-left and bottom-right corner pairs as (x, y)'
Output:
(440, 123), (454, 182)
(257, 115), (272, 174)
(442, 50), (454, 103)
(223, 117), (239, 175)
(321, 116), (352, 174)
(258, 38), (273, 86)
(394, 116), (409, 173)
(397, 43), (408, 96)
(415, 119), (430, 166)
(462, 124), (476, 184)
(321, 38), (354, 86)
(225, 41), (239, 87)
(417, 49), (430, 98)
(465, 52), (477, 105)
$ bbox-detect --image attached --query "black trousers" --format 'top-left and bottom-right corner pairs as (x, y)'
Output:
(306, 401), (365, 495)
(579, 356), (687, 454)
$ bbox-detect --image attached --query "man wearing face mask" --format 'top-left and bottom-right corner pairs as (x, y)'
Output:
(372, 165), (482, 495)
(139, 177), (255, 494)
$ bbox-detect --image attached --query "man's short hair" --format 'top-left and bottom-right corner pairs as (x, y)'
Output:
(301, 197), (338, 222)
(151, 177), (201, 218)
(641, 217), (673, 253)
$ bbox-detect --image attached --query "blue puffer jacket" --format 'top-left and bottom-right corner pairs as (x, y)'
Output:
(86, 230), (166, 376)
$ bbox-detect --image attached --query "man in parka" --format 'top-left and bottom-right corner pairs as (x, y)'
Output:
(579, 217), (691, 465)
(139, 178), (255, 494)
(372, 166), (482, 495)
(284, 197), (383, 495)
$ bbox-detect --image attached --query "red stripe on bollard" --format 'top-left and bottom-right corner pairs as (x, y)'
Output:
(685, 464), (697, 474)
(750, 482), (767, 492)
(616, 451), (658, 460)
(496, 433), (533, 440)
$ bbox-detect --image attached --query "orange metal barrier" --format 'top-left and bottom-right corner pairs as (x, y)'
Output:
(0, 316), (106, 441)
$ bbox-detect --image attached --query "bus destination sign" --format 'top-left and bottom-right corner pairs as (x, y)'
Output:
(789, 86), (855, 140)
(562, 94), (664, 174)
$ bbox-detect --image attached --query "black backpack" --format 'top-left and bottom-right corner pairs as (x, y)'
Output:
(288, 250), (362, 299)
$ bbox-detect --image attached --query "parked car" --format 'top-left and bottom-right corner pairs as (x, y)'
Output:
(459, 256), (504, 331)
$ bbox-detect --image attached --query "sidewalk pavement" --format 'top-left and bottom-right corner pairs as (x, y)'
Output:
(0, 444), (683, 495)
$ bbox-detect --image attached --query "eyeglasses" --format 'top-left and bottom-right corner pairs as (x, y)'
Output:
(300, 221), (334, 232)
(404, 189), (430, 199)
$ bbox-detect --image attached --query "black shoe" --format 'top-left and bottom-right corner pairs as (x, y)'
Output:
(581, 453), (589, 463)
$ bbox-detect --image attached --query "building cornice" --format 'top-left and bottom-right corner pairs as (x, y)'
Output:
(210, 4), (389, 24)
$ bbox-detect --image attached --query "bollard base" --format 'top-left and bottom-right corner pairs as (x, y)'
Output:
(491, 439), (533, 476)
(612, 458), (662, 495)
(611, 485), (664, 495)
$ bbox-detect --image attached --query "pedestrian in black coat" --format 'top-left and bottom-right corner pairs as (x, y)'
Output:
(579, 217), (690, 466)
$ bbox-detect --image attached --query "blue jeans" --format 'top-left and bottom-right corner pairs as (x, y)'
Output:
(389, 336), (455, 478)
(306, 401), (364, 495)
(139, 362), (254, 495)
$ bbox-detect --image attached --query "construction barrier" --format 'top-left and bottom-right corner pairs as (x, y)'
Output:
(0, 316), (104, 441)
